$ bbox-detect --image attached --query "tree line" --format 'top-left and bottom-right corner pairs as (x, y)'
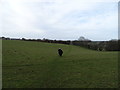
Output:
(1, 37), (120, 51)
(72, 40), (119, 51)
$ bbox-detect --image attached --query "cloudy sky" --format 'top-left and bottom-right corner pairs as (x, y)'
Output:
(1, 0), (119, 41)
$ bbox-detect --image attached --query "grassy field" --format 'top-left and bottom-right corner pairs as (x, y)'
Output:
(2, 40), (118, 88)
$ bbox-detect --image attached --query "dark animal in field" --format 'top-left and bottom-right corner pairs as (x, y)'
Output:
(58, 48), (63, 56)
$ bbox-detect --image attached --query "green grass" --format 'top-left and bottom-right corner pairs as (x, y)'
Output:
(2, 40), (118, 88)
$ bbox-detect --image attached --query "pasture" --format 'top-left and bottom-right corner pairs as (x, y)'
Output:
(2, 40), (118, 88)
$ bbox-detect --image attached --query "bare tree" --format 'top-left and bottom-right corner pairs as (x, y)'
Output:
(78, 36), (91, 41)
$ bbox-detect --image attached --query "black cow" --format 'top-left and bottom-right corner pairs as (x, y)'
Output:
(58, 48), (63, 56)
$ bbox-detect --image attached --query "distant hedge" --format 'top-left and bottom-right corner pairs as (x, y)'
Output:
(72, 40), (120, 51)
(1, 37), (119, 51)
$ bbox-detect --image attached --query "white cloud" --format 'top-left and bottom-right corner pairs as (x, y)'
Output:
(1, 0), (118, 40)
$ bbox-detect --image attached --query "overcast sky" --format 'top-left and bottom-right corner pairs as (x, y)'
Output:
(1, 0), (119, 41)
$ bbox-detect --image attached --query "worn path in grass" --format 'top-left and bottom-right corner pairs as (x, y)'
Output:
(37, 45), (73, 88)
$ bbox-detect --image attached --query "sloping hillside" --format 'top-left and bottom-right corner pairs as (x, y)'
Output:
(2, 40), (118, 88)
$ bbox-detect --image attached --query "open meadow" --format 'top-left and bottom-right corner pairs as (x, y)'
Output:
(2, 40), (118, 88)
